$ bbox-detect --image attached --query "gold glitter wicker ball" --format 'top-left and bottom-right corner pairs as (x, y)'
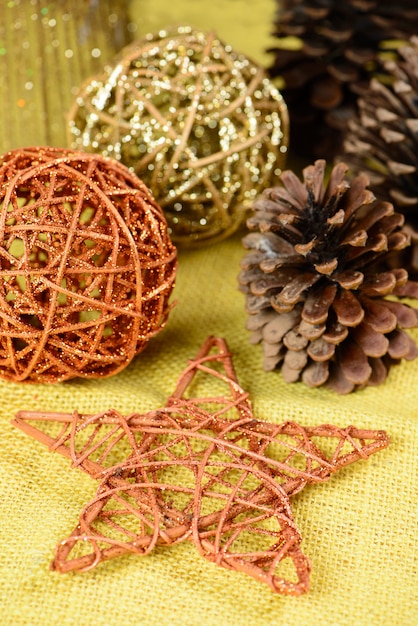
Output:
(0, 147), (177, 383)
(67, 26), (289, 246)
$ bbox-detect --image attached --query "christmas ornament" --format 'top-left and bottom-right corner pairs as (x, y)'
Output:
(12, 336), (389, 595)
(343, 36), (418, 277)
(267, 0), (418, 159)
(0, 147), (177, 383)
(239, 160), (418, 393)
(67, 26), (289, 246)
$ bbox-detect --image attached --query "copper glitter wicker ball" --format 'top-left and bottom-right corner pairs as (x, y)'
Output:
(67, 26), (289, 246)
(0, 147), (177, 383)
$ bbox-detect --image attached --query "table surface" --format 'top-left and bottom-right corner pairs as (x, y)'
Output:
(0, 2), (417, 626)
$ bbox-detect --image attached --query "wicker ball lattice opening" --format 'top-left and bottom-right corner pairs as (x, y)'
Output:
(67, 26), (289, 247)
(0, 147), (177, 383)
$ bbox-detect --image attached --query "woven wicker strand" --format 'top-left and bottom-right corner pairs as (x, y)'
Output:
(12, 337), (389, 595)
(0, 147), (177, 383)
(68, 26), (289, 246)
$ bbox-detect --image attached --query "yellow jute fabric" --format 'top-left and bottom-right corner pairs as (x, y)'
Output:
(0, 2), (417, 625)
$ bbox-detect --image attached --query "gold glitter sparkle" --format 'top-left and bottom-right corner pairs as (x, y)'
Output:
(68, 26), (289, 246)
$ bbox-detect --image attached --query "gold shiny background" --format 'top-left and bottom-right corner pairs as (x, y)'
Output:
(0, 0), (277, 152)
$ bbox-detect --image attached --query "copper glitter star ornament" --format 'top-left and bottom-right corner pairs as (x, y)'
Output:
(12, 337), (389, 596)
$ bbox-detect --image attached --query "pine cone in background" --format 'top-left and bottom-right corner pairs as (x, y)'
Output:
(239, 160), (418, 393)
(267, 0), (418, 160)
(343, 36), (418, 277)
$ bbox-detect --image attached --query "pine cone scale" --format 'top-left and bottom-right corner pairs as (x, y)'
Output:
(274, 273), (320, 307)
(332, 271), (363, 289)
(362, 298), (397, 333)
(339, 341), (372, 384)
(263, 309), (302, 344)
(352, 323), (389, 358)
(342, 36), (418, 276)
(278, 171), (310, 207)
(388, 329), (417, 359)
(240, 160), (418, 392)
(383, 300), (418, 328)
(298, 319), (326, 340)
(322, 321), (348, 345)
(332, 290), (364, 327)
(268, 1), (418, 159)
(302, 283), (337, 324)
(302, 361), (329, 387)
(307, 337), (335, 362)
(361, 273), (397, 297)
(283, 329), (309, 351)
(367, 358), (388, 387)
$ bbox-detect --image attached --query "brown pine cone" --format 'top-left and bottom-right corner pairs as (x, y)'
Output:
(268, 0), (418, 159)
(343, 36), (418, 277)
(239, 160), (418, 393)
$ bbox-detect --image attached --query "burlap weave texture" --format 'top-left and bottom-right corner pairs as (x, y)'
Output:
(0, 2), (417, 625)
(1, 235), (417, 626)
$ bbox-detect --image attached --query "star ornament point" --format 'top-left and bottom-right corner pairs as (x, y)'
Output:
(12, 336), (389, 595)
